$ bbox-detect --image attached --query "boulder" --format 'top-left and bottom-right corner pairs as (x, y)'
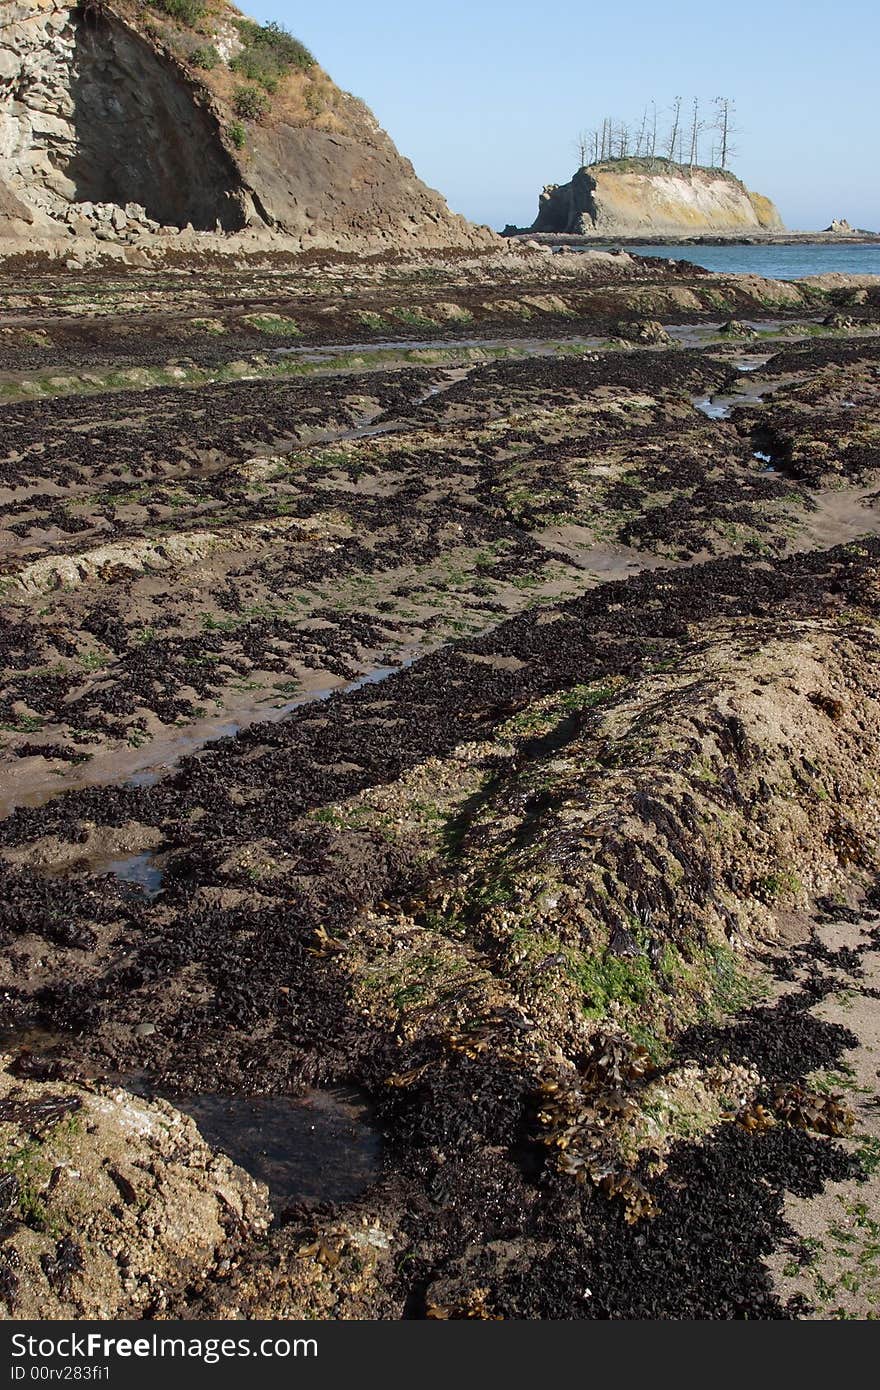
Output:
(718, 319), (757, 339)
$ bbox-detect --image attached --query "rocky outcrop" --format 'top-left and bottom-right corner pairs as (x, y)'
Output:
(0, 1059), (270, 1319)
(0, 1), (492, 252)
(533, 160), (784, 237)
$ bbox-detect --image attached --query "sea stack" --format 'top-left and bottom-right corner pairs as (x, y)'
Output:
(532, 158), (784, 237)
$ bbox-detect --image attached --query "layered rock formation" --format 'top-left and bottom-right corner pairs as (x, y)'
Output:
(533, 160), (784, 237)
(0, 0), (490, 251)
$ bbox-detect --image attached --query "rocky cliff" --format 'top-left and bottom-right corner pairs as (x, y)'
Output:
(0, 0), (491, 252)
(533, 159), (784, 237)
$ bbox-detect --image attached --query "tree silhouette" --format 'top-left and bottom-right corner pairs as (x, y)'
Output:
(713, 97), (739, 169)
(573, 96), (739, 173)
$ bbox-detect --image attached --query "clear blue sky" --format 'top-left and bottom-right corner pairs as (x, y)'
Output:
(246, 1), (879, 232)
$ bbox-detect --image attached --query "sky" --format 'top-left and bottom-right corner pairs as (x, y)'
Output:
(245, 0), (880, 233)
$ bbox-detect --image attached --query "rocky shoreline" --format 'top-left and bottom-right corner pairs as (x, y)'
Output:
(1, 247), (880, 1320)
(507, 230), (880, 248)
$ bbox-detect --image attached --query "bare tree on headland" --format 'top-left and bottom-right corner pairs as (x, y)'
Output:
(665, 96), (682, 161)
(648, 101), (658, 166)
(634, 105), (649, 158)
(573, 95), (737, 172)
(714, 97), (738, 169)
(688, 97), (703, 170)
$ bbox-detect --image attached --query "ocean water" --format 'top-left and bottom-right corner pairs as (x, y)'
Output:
(623, 243), (880, 280)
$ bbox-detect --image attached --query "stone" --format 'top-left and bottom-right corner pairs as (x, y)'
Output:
(718, 319), (757, 339)
(0, 1065), (269, 1319)
(634, 319), (673, 345)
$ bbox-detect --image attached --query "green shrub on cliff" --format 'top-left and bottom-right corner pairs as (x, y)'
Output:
(189, 43), (220, 69)
(153, 0), (205, 25)
(233, 84), (269, 122)
(231, 20), (316, 93)
(588, 155), (742, 185)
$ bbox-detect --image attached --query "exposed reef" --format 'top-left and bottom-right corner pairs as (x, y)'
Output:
(0, 231), (880, 1321)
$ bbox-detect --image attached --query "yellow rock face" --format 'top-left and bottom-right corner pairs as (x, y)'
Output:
(590, 170), (784, 235)
(534, 163), (784, 236)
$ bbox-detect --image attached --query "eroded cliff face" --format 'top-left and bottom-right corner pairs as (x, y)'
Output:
(0, 1), (490, 251)
(0, 1), (74, 233)
(0, 1), (259, 233)
(69, 11), (251, 229)
(534, 162), (784, 237)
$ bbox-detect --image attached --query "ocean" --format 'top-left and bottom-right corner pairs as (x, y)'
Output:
(623, 243), (880, 279)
